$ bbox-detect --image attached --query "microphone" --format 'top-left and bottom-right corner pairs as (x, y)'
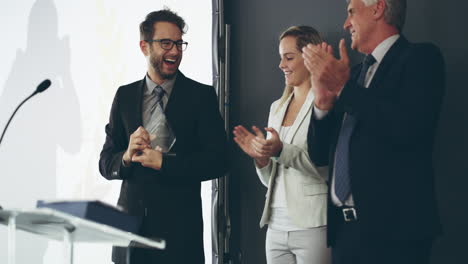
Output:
(35, 79), (51, 94)
(0, 79), (51, 146)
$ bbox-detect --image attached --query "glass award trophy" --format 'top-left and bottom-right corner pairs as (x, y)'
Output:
(145, 109), (176, 153)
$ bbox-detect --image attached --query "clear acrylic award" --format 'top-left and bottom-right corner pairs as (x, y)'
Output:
(145, 109), (176, 153)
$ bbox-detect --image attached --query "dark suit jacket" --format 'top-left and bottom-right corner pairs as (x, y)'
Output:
(307, 36), (445, 246)
(99, 71), (228, 263)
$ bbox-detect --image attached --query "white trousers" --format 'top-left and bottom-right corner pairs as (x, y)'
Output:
(265, 226), (331, 264)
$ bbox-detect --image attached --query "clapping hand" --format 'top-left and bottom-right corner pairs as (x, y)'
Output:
(233, 125), (283, 168)
(302, 39), (350, 110)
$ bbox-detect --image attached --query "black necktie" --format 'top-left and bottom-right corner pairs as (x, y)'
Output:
(334, 54), (376, 203)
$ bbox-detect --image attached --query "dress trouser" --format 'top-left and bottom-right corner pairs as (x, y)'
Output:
(331, 207), (433, 264)
(266, 226), (331, 264)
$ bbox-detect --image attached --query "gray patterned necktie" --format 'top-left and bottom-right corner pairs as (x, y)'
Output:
(144, 85), (175, 152)
(150, 85), (165, 113)
(334, 54), (376, 203)
(143, 85), (164, 127)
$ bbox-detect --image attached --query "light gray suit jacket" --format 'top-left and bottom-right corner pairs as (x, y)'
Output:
(256, 90), (328, 228)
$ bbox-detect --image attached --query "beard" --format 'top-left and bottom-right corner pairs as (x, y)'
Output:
(149, 47), (178, 80)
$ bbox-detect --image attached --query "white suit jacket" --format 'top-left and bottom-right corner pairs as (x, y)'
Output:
(256, 89), (328, 228)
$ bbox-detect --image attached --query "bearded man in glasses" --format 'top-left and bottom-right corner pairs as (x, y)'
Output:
(99, 8), (227, 264)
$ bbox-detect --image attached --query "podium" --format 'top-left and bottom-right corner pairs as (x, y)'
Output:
(0, 208), (165, 264)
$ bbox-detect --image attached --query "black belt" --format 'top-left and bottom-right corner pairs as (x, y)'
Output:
(339, 206), (358, 222)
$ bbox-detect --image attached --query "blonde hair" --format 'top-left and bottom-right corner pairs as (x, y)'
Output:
(276, 26), (323, 112)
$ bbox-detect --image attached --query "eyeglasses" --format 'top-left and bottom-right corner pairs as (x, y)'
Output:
(146, 39), (188, 51)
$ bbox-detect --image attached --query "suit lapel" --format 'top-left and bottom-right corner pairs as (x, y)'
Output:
(270, 93), (292, 138)
(283, 89), (314, 144)
(368, 36), (409, 90)
(123, 77), (145, 133)
(165, 71), (186, 128)
(162, 71), (188, 152)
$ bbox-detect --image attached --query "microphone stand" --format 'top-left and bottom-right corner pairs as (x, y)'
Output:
(0, 92), (38, 145)
(0, 79), (50, 211)
(0, 80), (51, 146)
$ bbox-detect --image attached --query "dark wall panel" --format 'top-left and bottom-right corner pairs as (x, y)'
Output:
(226, 0), (468, 263)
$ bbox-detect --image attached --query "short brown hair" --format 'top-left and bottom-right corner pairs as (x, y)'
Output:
(139, 9), (186, 41)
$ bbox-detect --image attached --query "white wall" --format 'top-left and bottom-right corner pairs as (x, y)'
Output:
(0, 0), (213, 263)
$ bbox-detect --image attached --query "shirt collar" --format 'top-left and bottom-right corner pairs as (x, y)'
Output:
(144, 73), (176, 97)
(371, 34), (400, 64)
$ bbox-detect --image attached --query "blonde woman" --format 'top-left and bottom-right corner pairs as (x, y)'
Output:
(233, 26), (330, 264)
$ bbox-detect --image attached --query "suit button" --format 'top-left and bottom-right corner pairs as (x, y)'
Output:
(112, 171), (118, 176)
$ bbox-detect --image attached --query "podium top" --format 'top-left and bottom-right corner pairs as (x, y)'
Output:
(0, 208), (165, 249)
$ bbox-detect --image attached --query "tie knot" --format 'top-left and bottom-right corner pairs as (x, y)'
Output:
(154, 85), (165, 97)
(363, 54), (376, 66)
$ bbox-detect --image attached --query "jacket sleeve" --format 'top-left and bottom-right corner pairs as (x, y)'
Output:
(254, 101), (278, 187)
(276, 141), (327, 182)
(307, 107), (337, 167)
(99, 87), (134, 180)
(255, 160), (275, 187)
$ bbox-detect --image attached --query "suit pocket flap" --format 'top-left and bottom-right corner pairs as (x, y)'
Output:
(303, 183), (328, 196)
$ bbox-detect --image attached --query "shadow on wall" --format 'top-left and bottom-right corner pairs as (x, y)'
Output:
(0, 0), (81, 263)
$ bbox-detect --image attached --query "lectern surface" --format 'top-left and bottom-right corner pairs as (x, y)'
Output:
(0, 208), (165, 249)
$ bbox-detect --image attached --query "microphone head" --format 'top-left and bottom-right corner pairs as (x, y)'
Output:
(36, 79), (51, 93)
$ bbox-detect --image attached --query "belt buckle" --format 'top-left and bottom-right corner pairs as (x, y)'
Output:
(342, 207), (357, 222)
